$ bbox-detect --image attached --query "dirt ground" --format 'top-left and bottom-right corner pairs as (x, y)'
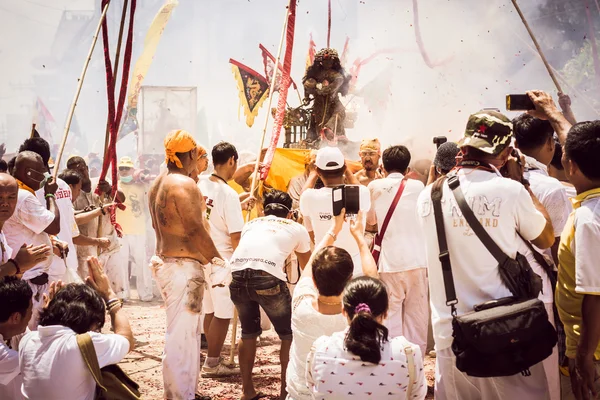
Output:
(119, 295), (435, 400)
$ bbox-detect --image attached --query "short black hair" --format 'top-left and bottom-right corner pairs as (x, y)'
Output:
(565, 121), (600, 180)
(0, 276), (33, 323)
(38, 283), (106, 334)
(382, 145), (411, 173)
(58, 169), (82, 186)
(19, 137), (52, 167)
(0, 159), (7, 173)
(66, 156), (86, 169)
(550, 137), (563, 171)
(263, 189), (292, 218)
(7, 157), (15, 175)
(512, 114), (554, 151)
(212, 142), (238, 166)
(312, 246), (353, 296)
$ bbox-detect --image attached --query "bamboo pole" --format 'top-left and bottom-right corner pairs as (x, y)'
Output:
(54, 2), (111, 179)
(510, 0), (563, 92)
(227, 5), (290, 368)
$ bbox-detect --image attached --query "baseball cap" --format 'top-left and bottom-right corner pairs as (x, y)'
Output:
(118, 156), (135, 169)
(434, 142), (460, 172)
(315, 146), (345, 170)
(458, 109), (513, 155)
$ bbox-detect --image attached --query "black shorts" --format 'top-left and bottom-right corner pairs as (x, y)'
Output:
(229, 269), (293, 341)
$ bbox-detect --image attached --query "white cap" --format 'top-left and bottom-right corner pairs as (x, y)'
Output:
(315, 146), (345, 170)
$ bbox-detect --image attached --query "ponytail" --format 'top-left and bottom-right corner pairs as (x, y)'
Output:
(342, 277), (390, 365)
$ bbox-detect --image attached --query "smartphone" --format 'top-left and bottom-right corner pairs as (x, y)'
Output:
(506, 94), (535, 111)
(433, 136), (447, 148)
(331, 185), (361, 216)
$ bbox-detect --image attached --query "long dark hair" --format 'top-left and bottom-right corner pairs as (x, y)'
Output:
(343, 277), (389, 364)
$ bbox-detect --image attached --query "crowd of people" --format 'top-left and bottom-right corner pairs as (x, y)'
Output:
(0, 88), (599, 400)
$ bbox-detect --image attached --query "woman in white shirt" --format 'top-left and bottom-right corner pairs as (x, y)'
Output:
(19, 257), (134, 400)
(286, 209), (378, 400)
(308, 276), (427, 400)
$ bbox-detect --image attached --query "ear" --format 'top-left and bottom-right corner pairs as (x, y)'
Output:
(8, 311), (21, 325)
(546, 136), (555, 152)
(565, 157), (579, 177)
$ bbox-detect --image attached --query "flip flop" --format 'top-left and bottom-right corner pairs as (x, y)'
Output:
(244, 393), (267, 400)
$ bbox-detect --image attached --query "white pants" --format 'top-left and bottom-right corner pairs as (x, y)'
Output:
(380, 268), (429, 356)
(26, 281), (48, 331)
(435, 347), (550, 400)
(150, 256), (206, 400)
(114, 234), (153, 301)
(202, 276), (235, 319)
(543, 302), (560, 400)
(99, 248), (130, 300)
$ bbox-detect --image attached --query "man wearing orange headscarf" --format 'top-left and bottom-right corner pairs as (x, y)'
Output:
(355, 138), (383, 186)
(148, 129), (224, 400)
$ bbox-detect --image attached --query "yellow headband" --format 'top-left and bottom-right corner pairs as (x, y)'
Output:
(360, 138), (381, 152)
(164, 129), (197, 168)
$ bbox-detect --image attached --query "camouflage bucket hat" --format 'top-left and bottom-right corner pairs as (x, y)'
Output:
(458, 109), (514, 155)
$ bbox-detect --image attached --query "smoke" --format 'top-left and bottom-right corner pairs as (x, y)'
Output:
(0, 0), (596, 163)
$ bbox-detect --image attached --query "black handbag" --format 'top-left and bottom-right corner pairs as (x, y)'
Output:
(431, 175), (557, 377)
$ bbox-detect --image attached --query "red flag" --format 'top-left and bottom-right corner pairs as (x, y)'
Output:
(259, 44), (297, 92)
(260, 1), (297, 181)
(305, 33), (316, 72)
(34, 97), (57, 143)
(229, 59), (270, 127)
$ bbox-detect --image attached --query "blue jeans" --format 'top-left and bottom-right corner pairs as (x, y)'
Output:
(229, 269), (293, 340)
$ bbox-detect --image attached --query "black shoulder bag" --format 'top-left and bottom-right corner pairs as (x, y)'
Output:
(431, 175), (557, 377)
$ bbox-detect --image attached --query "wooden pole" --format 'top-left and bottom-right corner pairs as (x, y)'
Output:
(510, 0), (563, 92)
(54, 2), (111, 179)
(327, 0), (332, 48)
(583, 0), (600, 86)
(227, 5), (290, 368)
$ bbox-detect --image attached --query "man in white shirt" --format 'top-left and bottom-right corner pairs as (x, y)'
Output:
(5, 151), (60, 331)
(19, 138), (81, 284)
(229, 190), (311, 400)
(299, 146), (370, 277)
(513, 114), (573, 400)
(367, 145), (428, 354)
(199, 142), (245, 377)
(0, 276), (33, 400)
(417, 109), (555, 399)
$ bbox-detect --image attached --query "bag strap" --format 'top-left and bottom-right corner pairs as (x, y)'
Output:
(447, 175), (509, 265)
(76, 333), (107, 392)
(431, 178), (458, 314)
(518, 233), (557, 290)
(378, 178), (407, 240)
(404, 344), (415, 398)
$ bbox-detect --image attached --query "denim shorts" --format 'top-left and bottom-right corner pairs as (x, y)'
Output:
(229, 269), (293, 340)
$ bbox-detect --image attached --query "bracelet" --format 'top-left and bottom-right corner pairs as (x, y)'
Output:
(326, 230), (337, 240)
(108, 302), (122, 313)
(45, 193), (55, 199)
(106, 298), (120, 307)
(9, 259), (20, 275)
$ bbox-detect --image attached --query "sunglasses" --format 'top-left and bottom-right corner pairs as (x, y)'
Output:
(119, 167), (132, 171)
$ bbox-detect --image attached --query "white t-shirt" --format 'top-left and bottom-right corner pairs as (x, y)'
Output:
(308, 331), (427, 400)
(4, 189), (55, 280)
(199, 176), (244, 259)
(0, 334), (20, 398)
(368, 173), (427, 273)
(19, 326), (130, 400)
(230, 215), (311, 281)
(35, 179), (80, 277)
(299, 186), (371, 276)
(416, 169), (547, 351)
(286, 276), (348, 400)
(0, 232), (12, 265)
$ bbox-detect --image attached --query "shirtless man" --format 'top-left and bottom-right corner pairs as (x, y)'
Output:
(149, 129), (223, 400)
(354, 138), (383, 186)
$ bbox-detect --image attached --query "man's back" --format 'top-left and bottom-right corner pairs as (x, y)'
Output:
(149, 172), (211, 264)
(417, 169), (547, 350)
(369, 174), (426, 272)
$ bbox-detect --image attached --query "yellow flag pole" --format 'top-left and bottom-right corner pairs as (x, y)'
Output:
(227, 4), (290, 368)
(54, 2), (111, 179)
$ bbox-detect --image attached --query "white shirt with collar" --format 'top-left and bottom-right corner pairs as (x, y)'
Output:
(368, 172), (427, 273)
(19, 325), (129, 400)
(0, 333), (21, 399)
(4, 189), (54, 280)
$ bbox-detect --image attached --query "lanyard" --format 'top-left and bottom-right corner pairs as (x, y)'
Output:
(211, 174), (228, 184)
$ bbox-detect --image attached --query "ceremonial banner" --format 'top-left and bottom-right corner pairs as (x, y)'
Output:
(340, 36), (350, 67)
(229, 59), (270, 128)
(120, 0), (178, 140)
(34, 97), (57, 143)
(260, 0), (297, 181)
(305, 33), (316, 72)
(259, 44), (297, 92)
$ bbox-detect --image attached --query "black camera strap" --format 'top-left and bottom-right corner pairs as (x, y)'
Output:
(431, 177), (458, 314)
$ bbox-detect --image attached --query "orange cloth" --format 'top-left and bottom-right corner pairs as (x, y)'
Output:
(16, 179), (35, 194)
(164, 129), (197, 168)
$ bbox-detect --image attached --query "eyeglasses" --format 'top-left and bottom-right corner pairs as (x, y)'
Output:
(359, 151), (378, 157)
